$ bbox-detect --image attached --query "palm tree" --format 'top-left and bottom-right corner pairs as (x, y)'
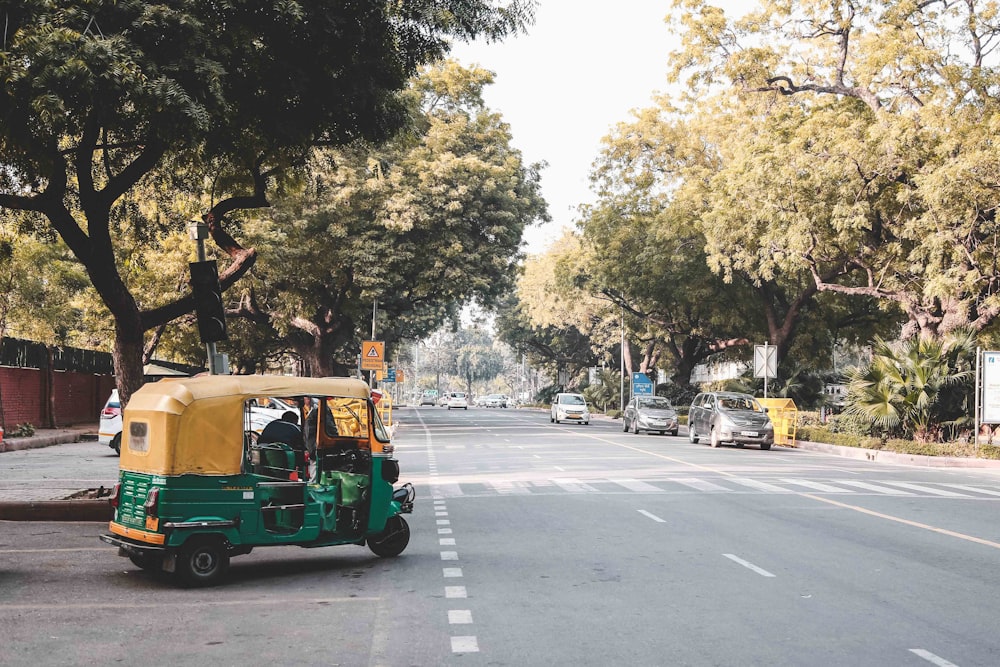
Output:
(844, 330), (976, 441)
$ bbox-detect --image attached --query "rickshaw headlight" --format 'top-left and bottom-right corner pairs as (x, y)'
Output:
(143, 487), (160, 518)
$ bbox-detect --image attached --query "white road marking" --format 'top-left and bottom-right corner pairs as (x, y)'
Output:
(438, 528), (453, 535)
(553, 466), (566, 471)
(909, 648), (960, 666)
(440, 538), (456, 546)
(448, 610), (473, 624)
(939, 483), (1000, 497)
(878, 481), (971, 497)
(671, 477), (729, 492)
(780, 479), (852, 493)
(432, 483), (464, 496)
(489, 480), (531, 495)
(611, 478), (665, 494)
(441, 551), (459, 561)
(637, 510), (666, 523)
(436, 519), (450, 525)
(551, 477), (601, 494)
(445, 586), (467, 598)
(451, 636), (479, 653)
(835, 480), (915, 495)
(443, 568), (463, 578)
(435, 511), (448, 516)
(723, 553), (776, 578)
(731, 478), (794, 494)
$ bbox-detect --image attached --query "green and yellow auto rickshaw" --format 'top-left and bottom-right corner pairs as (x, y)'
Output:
(99, 375), (414, 586)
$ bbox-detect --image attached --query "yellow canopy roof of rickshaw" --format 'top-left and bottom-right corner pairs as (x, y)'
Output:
(119, 375), (372, 476)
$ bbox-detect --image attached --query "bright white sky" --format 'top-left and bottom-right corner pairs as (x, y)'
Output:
(448, 1), (686, 256)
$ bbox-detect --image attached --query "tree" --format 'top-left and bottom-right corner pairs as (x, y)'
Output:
(666, 0), (1000, 339)
(0, 0), (535, 403)
(234, 61), (548, 375)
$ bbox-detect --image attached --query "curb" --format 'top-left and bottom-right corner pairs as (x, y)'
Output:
(0, 500), (113, 522)
(791, 439), (1000, 468)
(0, 429), (89, 453)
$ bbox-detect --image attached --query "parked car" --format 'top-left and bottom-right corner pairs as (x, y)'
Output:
(550, 393), (590, 425)
(623, 396), (679, 435)
(447, 392), (469, 410)
(99, 389), (123, 455)
(688, 391), (774, 450)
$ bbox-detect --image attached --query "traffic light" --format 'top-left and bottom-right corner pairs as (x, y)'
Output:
(189, 261), (228, 343)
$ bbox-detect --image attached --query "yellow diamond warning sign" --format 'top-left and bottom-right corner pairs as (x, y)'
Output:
(361, 341), (385, 370)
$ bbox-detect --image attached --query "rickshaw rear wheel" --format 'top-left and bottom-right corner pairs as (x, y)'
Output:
(368, 516), (410, 558)
(129, 551), (163, 572)
(177, 536), (230, 587)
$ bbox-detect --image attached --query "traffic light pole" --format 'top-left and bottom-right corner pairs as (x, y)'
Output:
(189, 222), (218, 375)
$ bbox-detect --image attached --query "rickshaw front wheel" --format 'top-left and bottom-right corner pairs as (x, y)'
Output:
(177, 536), (230, 587)
(368, 516), (410, 558)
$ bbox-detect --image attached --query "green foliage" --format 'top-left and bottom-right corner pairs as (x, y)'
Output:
(10, 423), (36, 438)
(535, 384), (561, 405)
(583, 369), (621, 412)
(796, 426), (883, 450)
(843, 331), (976, 441)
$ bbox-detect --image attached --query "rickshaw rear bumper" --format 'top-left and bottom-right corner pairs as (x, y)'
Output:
(100, 532), (166, 556)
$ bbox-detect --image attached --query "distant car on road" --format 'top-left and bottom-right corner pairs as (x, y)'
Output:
(623, 396), (679, 436)
(99, 389), (123, 455)
(481, 394), (509, 408)
(688, 391), (774, 450)
(446, 392), (469, 410)
(550, 393), (590, 425)
(420, 390), (439, 406)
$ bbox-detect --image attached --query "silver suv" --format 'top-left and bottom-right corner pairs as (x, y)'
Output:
(688, 392), (774, 450)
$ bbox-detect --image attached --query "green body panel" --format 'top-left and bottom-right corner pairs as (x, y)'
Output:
(115, 459), (400, 550)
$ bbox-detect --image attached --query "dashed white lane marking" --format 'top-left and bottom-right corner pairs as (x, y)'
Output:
(443, 568), (463, 577)
(438, 528), (453, 534)
(637, 509), (666, 523)
(780, 478), (852, 493)
(448, 610), (473, 624)
(879, 481), (971, 497)
(611, 478), (665, 494)
(441, 551), (459, 561)
(436, 519), (450, 525)
(435, 511), (448, 516)
(835, 480), (915, 495)
(553, 466), (566, 471)
(445, 586), (467, 598)
(909, 648), (960, 666)
(440, 538), (456, 546)
(451, 636), (479, 653)
(723, 553), (776, 578)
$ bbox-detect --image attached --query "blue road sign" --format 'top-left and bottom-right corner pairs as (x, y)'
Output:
(632, 372), (654, 396)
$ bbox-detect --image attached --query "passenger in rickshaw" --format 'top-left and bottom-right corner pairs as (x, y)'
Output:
(257, 410), (306, 478)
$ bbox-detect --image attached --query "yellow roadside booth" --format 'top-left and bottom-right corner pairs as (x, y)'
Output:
(758, 397), (797, 446)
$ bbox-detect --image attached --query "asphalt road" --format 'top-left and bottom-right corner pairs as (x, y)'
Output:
(3, 406), (1000, 666)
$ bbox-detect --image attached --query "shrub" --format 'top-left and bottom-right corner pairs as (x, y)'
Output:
(11, 423), (36, 437)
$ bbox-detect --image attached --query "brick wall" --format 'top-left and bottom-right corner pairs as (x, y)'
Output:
(0, 366), (116, 429)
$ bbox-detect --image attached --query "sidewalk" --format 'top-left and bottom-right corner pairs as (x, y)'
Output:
(0, 425), (114, 521)
(0, 424), (97, 453)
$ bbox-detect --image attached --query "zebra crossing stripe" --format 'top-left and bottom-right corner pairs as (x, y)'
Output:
(610, 478), (666, 493)
(877, 481), (971, 497)
(489, 480), (531, 495)
(835, 480), (915, 495)
(670, 477), (730, 492)
(938, 483), (1000, 497)
(550, 478), (601, 494)
(730, 478), (795, 494)
(780, 479), (852, 493)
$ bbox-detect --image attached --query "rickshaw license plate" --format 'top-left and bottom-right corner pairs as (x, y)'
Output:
(740, 431), (759, 437)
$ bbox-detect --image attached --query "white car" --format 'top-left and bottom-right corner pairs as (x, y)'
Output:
(447, 392), (469, 410)
(246, 397), (300, 436)
(550, 392), (590, 425)
(99, 389), (123, 455)
(482, 394), (509, 408)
